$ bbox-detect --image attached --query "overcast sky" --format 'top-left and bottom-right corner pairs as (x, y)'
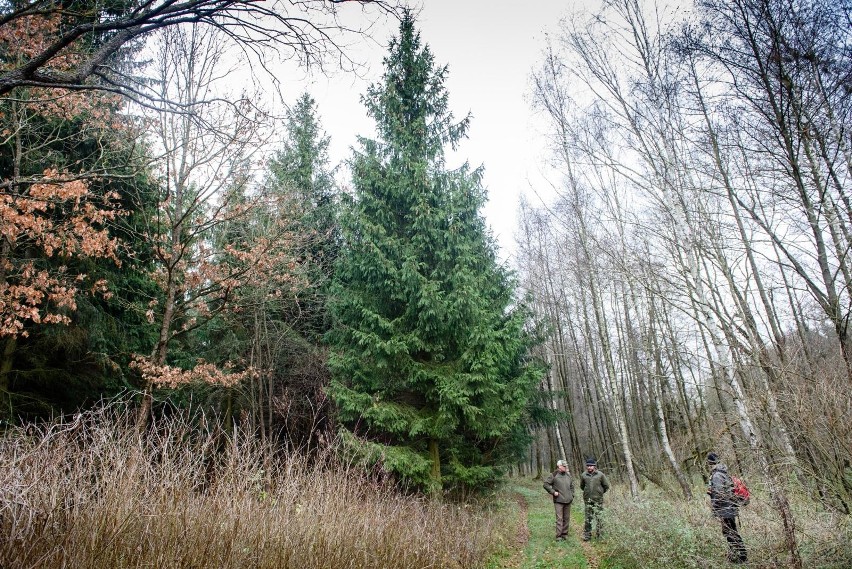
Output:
(282, 1), (578, 263)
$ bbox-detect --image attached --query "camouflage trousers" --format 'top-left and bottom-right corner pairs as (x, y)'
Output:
(583, 500), (603, 539)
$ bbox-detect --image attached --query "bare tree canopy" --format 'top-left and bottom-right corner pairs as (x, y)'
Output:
(0, 0), (400, 96)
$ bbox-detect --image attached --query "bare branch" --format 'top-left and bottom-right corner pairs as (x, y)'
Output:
(0, 0), (402, 97)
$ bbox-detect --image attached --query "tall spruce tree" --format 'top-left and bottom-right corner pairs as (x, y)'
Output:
(267, 93), (339, 338)
(327, 14), (541, 492)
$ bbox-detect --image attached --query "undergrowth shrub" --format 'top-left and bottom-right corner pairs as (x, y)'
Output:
(600, 480), (852, 569)
(741, 482), (852, 569)
(600, 486), (717, 569)
(0, 404), (499, 568)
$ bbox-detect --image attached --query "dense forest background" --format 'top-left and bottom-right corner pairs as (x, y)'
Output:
(2, 0), (852, 567)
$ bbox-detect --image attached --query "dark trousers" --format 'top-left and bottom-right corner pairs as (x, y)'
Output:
(554, 502), (571, 539)
(583, 501), (603, 538)
(721, 517), (747, 562)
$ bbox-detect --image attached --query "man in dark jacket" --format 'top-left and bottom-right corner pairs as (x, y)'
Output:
(707, 452), (747, 564)
(580, 457), (609, 540)
(543, 459), (574, 541)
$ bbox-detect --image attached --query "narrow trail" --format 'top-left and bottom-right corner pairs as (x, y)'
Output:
(514, 492), (531, 547)
(492, 483), (600, 569)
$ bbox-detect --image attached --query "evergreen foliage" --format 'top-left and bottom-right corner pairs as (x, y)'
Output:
(179, 93), (341, 443)
(0, 90), (160, 420)
(260, 93), (341, 443)
(326, 13), (542, 492)
(267, 93), (339, 339)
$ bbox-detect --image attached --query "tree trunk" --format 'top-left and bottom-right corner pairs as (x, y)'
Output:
(0, 337), (16, 418)
(429, 438), (441, 493)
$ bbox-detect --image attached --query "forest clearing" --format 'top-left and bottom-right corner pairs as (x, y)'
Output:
(2, 0), (851, 567)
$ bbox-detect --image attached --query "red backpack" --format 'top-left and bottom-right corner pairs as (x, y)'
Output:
(731, 475), (750, 506)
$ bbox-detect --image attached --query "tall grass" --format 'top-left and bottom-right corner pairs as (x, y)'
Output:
(0, 405), (498, 568)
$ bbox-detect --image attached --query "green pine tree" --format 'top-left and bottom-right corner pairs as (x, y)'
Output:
(327, 13), (541, 492)
(267, 93), (339, 338)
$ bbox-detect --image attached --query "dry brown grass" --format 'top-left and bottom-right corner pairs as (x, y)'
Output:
(0, 405), (499, 568)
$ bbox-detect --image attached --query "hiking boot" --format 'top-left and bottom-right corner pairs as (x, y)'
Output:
(582, 534), (590, 541)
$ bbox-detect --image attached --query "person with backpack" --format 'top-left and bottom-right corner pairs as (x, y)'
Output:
(707, 452), (748, 564)
(580, 457), (609, 541)
(543, 459), (574, 541)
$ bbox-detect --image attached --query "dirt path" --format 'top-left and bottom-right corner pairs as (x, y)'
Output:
(514, 493), (530, 547)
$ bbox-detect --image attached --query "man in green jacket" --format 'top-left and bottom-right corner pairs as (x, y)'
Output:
(543, 459), (574, 541)
(580, 457), (609, 540)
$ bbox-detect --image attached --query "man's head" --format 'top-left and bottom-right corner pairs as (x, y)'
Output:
(706, 452), (719, 467)
(585, 457), (597, 472)
(556, 459), (568, 472)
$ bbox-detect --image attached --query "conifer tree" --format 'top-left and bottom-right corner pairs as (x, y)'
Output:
(327, 14), (541, 492)
(267, 93), (339, 338)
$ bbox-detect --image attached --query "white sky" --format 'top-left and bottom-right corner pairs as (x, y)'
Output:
(283, 1), (577, 264)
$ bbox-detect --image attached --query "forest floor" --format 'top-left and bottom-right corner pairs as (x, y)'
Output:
(486, 480), (605, 569)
